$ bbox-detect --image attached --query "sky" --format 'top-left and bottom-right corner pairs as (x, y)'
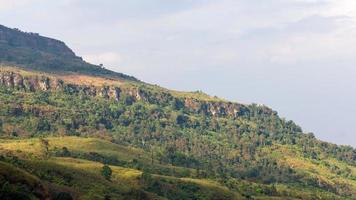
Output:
(0, 0), (355, 147)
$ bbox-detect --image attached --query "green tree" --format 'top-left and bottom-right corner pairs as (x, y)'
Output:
(101, 165), (112, 181)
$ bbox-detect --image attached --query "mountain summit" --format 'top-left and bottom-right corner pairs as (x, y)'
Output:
(0, 24), (137, 80)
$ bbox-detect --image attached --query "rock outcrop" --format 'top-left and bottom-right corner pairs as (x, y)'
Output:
(183, 98), (251, 118)
(0, 71), (274, 118)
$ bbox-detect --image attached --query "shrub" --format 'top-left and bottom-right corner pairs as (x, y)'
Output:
(101, 165), (112, 181)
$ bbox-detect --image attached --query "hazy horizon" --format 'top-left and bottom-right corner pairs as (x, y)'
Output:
(1, 0), (355, 147)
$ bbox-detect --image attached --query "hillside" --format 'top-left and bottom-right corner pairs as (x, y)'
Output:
(0, 25), (355, 200)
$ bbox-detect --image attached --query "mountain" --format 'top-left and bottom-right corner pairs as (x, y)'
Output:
(0, 25), (355, 200)
(0, 25), (137, 81)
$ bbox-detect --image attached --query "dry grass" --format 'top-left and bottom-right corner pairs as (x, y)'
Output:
(0, 137), (146, 161)
(50, 157), (142, 188)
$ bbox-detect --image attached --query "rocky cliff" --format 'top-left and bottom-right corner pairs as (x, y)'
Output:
(0, 70), (275, 118)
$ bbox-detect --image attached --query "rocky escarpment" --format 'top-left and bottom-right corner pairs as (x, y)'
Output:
(0, 71), (275, 118)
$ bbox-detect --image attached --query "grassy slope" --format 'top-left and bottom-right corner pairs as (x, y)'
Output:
(0, 137), (354, 200)
(0, 136), (197, 178)
(0, 137), (244, 200)
(261, 145), (356, 197)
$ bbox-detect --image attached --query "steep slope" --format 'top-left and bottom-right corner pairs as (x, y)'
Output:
(0, 25), (137, 81)
(0, 161), (50, 200)
(0, 25), (355, 200)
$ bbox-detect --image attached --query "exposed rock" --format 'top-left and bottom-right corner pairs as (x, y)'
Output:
(184, 98), (201, 112)
(51, 79), (64, 90)
(126, 88), (147, 101)
(183, 98), (250, 118)
(38, 77), (50, 91)
(99, 86), (110, 98)
(13, 73), (24, 89)
(0, 70), (268, 119)
(1, 72), (14, 87)
(109, 87), (121, 101)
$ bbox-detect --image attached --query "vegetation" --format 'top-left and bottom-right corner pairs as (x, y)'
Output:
(101, 165), (113, 181)
(0, 82), (354, 199)
(0, 136), (353, 199)
(0, 24), (354, 199)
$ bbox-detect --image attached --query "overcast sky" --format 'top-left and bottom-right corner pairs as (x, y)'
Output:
(1, 0), (355, 146)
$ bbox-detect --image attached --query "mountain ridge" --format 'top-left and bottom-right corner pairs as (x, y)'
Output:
(0, 24), (138, 81)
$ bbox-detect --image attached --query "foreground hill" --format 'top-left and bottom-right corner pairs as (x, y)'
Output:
(0, 25), (355, 200)
(0, 137), (354, 199)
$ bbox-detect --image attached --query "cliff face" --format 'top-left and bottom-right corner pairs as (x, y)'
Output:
(0, 70), (271, 118)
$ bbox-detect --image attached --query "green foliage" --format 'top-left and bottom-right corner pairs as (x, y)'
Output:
(101, 165), (113, 181)
(54, 192), (73, 200)
(0, 161), (48, 200)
